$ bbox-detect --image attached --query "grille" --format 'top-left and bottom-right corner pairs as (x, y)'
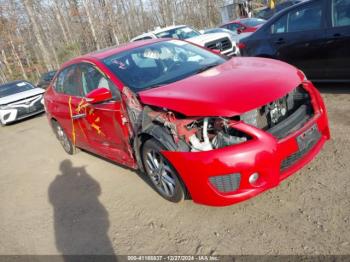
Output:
(241, 86), (314, 139)
(205, 37), (232, 52)
(8, 94), (44, 118)
(209, 173), (241, 193)
(280, 132), (320, 171)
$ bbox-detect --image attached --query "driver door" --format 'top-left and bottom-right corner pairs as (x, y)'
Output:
(73, 62), (134, 166)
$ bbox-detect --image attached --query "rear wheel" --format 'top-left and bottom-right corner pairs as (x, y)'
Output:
(52, 121), (75, 155)
(142, 139), (186, 203)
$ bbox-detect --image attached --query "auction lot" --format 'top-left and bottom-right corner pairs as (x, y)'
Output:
(0, 84), (349, 255)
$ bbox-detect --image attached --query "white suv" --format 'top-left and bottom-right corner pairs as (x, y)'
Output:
(130, 25), (239, 57)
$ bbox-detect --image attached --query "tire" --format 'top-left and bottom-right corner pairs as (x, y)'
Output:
(52, 121), (75, 155)
(141, 138), (187, 203)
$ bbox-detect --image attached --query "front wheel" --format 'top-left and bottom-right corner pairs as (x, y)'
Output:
(142, 139), (187, 203)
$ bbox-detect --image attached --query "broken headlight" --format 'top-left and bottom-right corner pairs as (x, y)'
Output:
(186, 117), (250, 152)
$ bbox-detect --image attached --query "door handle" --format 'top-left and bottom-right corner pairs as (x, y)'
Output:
(72, 113), (86, 120)
(333, 33), (341, 38)
(275, 38), (285, 45)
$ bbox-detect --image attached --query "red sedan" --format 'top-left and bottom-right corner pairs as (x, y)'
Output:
(221, 18), (266, 33)
(44, 39), (330, 206)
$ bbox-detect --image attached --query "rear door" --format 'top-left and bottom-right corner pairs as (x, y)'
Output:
(51, 65), (88, 148)
(324, 0), (350, 79)
(268, 1), (328, 79)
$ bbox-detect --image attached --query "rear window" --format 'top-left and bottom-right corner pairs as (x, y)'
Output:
(242, 18), (265, 27)
(0, 82), (35, 98)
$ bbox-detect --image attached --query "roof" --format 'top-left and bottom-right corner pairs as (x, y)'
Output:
(61, 38), (166, 68)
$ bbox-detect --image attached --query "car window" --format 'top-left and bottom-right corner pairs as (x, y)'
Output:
(79, 63), (120, 99)
(242, 18), (265, 27)
(288, 2), (323, 32)
(332, 0), (350, 27)
(228, 23), (241, 31)
(271, 2), (323, 33)
(55, 66), (82, 96)
(271, 14), (288, 33)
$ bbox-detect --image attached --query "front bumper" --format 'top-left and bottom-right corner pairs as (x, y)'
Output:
(0, 98), (45, 125)
(162, 81), (330, 206)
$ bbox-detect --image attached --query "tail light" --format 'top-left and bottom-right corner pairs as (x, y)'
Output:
(238, 42), (246, 49)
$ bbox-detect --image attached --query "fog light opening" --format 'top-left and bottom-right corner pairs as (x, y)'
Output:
(249, 172), (259, 185)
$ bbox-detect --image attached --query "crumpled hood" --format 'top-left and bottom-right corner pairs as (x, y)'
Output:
(139, 57), (304, 117)
(0, 88), (45, 106)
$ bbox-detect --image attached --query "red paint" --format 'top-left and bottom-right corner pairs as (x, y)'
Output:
(45, 39), (330, 206)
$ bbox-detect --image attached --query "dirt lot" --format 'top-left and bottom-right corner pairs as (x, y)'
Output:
(0, 84), (349, 255)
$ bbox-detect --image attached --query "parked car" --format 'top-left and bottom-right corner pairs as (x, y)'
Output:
(220, 18), (266, 34)
(255, 0), (305, 20)
(45, 39), (330, 206)
(201, 27), (253, 44)
(37, 70), (57, 89)
(0, 80), (45, 125)
(130, 25), (239, 56)
(240, 0), (350, 81)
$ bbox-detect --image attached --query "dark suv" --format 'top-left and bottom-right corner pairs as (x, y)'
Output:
(37, 70), (56, 89)
(241, 0), (350, 81)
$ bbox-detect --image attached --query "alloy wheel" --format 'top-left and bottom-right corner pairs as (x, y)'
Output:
(145, 149), (176, 198)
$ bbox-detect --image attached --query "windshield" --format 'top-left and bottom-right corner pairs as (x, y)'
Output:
(103, 40), (226, 92)
(242, 18), (266, 27)
(0, 81), (35, 98)
(155, 26), (201, 40)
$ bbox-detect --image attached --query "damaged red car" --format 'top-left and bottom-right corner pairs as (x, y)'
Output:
(44, 39), (330, 206)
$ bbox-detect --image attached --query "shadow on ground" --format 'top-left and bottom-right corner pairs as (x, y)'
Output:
(48, 159), (117, 260)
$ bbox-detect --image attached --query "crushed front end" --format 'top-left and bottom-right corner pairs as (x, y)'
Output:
(131, 81), (330, 206)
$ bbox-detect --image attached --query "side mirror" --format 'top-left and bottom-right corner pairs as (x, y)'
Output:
(86, 88), (112, 104)
(211, 49), (221, 55)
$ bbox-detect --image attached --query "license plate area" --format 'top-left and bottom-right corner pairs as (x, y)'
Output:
(297, 124), (321, 151)
(27, 106), (37, 113)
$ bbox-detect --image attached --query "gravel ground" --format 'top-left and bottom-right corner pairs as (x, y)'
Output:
(0, 84), (349, 255)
